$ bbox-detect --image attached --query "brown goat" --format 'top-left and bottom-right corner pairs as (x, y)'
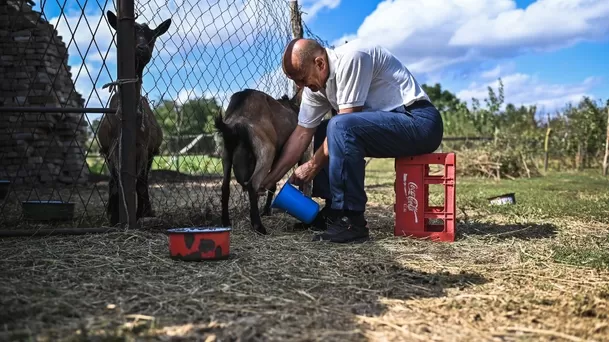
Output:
(97, 10), (171, 226)
(214, 88), (305, 234)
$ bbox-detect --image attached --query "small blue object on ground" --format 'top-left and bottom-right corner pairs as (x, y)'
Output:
(271, 182), (320, 224)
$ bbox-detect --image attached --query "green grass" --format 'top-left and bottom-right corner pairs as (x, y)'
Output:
(552, 238), (609, 270)
(366, 158), (609, 223)
(87, 154), (223, 175)
(456, 169), (609, 224)
(365, 157), (609, 270)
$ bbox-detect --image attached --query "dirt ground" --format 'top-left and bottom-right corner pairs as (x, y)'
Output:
(0, 163), (608, 341)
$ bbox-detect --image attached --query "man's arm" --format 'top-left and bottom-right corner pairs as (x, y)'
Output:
(290, 51), (374, 184)
(308, 106), (363, 170)
(260, 124), (316, 190)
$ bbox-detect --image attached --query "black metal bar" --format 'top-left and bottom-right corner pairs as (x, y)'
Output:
(0, 107), (116, 113)
(117, 0), (138, 229)
(0, 227), (124, 238)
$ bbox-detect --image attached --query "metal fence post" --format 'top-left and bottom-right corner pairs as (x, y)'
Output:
(117, 0), (137, 229)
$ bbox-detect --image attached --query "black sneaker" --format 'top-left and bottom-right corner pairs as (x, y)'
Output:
(310, 205), (334, 231)
(293, 205), (333, 231)
(312, 213), (370, 243)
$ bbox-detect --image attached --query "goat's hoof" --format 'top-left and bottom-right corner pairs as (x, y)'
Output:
(253, 225), (268, 235)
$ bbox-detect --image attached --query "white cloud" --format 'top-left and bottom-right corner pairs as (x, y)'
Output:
(136, 0), (291, 49)
(481, 66), (501, 80)
(249, 66), (293, 99)
(46, 0), (301, 115)
(450, 0), (609, 51)
(300, 0), (341, 19)
(49, 8), (115, 113)
(333, 0), (609, 74)
(480, 61), (516, 79)
(49, 9), (116, 65)
(172, 88), (232, 109)
(456, 72), (602, 114)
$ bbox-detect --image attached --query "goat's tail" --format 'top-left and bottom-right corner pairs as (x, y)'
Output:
(213, 113), (254, 154)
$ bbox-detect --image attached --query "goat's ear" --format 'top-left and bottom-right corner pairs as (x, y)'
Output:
(290, 87), (303, 105)
(153, 19), (172, 38)
(107, 10), (117, 31)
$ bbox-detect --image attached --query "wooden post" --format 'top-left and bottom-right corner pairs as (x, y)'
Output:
(544, 113), (551, 172)
(290, 0), (314, 196)
(290, 0), (303, 99)
(603, 103), (609, 176)
(576, 142), (584, 171)
(290, 1), (303, 42)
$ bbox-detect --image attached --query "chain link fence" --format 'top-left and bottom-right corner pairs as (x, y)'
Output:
(0, 0), (327, 231)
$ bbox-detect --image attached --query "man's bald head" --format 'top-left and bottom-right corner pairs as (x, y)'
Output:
(282, 38), (325, 79)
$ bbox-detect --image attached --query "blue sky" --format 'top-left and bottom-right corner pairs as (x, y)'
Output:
(303, 0), (609, 114)
(33, 0), (294, 123)
(32, 0), (609, 123)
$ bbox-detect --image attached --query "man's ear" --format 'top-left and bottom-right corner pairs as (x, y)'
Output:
(314, 56), (325, 71)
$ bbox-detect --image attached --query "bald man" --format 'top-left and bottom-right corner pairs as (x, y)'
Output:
(260, 38), (443, 243)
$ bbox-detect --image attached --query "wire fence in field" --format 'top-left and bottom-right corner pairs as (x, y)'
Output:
(0, 0), (329, 231)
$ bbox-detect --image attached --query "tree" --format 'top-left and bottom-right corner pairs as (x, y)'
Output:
(565, 97), (607, 169)
(153, 96), (224, 137)
(152, 96), (224, 154)
(422, 83), (463, 114)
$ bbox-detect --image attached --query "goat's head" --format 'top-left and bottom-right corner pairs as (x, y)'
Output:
(277, 86), (304, 114)
(107, 10), (172, 73)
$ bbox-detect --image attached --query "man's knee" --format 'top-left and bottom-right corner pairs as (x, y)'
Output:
(327, 114), (358, 140)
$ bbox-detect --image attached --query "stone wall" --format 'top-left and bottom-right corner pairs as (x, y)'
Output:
(0, 0), (89, 185)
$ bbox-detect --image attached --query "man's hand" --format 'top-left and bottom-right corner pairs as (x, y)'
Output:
(289, 159), (322, 187)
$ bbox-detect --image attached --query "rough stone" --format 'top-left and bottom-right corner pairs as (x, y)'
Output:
(0, 0), (89, 185)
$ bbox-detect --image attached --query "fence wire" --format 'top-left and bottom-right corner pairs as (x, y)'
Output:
(0, 0), (321, 231)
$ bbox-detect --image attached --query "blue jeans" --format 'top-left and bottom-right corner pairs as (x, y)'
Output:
(311, 100), (444, 212)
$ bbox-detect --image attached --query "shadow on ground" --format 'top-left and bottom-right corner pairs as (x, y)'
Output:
(457, 221), (558, 240)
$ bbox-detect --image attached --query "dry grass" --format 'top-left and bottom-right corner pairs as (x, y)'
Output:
(1, 160), (608, 341)
(0, 171), (246, 230)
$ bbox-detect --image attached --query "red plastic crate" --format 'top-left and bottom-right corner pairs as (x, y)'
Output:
(394, 152), (456, 242)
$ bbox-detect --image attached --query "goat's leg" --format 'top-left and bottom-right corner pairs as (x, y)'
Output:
(107, 168), (120, 226)
(134, 158), (144, 221)
(220, 148), (233, 227)
(261, 183), (277, 217)
(136, 155), (155, 218)
(261, 155), (280, 217)
(247, 184), (267, 235)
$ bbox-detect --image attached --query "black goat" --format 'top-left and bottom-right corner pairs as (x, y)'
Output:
(214, 88), (304, 234)
(98, 11), (171, 226)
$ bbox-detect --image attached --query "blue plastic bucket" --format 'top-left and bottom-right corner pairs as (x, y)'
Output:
(271, 182), (320, 224)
